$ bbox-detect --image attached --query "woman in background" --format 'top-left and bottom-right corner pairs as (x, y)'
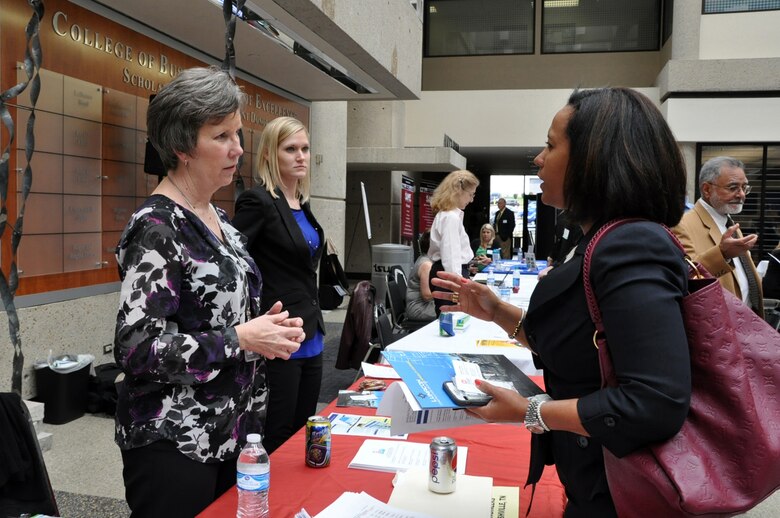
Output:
(470, 223), (497, 272)
(428, 169), (479, 314)
(232, 116), (325, 454)
(405, 231), (437, 322)
(115, 67), (304, 517)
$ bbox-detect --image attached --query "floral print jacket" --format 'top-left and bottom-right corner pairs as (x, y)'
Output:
(114, 195), (265, 463)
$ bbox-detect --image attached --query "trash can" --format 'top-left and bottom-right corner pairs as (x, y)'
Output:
(372, 243), (413, 305)
(34, 354), (94, 424)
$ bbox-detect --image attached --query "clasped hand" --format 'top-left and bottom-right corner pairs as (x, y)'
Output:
(237, 301), (305, 360)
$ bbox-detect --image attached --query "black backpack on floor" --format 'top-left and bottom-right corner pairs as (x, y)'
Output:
(86, 363), (123, 416)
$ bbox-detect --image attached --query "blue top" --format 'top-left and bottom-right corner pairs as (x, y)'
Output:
(290, 208), (323, 359)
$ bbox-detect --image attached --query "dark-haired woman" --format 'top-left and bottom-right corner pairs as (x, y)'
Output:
(432, 87), (691, 516)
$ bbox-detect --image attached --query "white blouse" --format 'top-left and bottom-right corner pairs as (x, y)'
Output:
(428, 208), (474, 274)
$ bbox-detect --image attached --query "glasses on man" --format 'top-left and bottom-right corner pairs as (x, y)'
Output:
(707, 182), (752, 195)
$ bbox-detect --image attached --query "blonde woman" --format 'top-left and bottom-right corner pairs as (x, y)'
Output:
(471, 223), (497, 272)
(232, 116), (325, 454)
(428, 169), (479, 314)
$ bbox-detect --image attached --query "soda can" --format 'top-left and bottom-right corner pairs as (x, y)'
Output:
(305, 415), (331, 468)
(439, 312), (455, 336)
(428, 436), (457, 493)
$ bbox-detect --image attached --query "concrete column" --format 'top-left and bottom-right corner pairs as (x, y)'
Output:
(309, 101), (348, 261)
(671, 1), (701, 60)
(346, 100), (409, 276)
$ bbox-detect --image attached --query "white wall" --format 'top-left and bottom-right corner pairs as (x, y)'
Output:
(404, 88), (660, 148)
(700, 11), (780, 60)
(663, 97), (780, 142)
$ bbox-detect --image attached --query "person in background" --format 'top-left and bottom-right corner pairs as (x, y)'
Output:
(762, 241), (780, 300)
(428, 169), (480, 315)
(114, 67), (304, 517)
(493, 197), (516, 259)
(232, 116), (325, 455)
(405, 231), (437, 322)
(470, 223), (497, 272)
(432, 87), (690, 516)
(538, 210), (583, 279)
(672, 156), (764, 316)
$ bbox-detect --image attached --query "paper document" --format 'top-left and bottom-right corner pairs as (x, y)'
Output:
(382, 350), (543, 409)
(314, 491), (438, 518)
(349, 439), (468, 474)
(362, 362), (400, 379)
(336, 390), (384, 408)
(376, 382), (484, 435)
(328, 412), (406, 439)
(388, 468), (493, 518)
(490, 486), (520, 518)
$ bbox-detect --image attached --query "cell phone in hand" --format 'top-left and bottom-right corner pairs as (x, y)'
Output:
(443, 381), (492, 407)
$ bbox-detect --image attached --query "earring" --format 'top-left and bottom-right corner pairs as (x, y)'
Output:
(184, 159), (189, 167)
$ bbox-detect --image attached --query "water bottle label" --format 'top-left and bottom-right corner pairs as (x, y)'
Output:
(237, 472), (270, 492)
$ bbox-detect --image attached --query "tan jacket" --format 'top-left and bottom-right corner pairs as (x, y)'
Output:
(672, 201), (764, 315)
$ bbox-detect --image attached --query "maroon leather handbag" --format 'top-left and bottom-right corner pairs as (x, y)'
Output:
(583, 219), (780, 517)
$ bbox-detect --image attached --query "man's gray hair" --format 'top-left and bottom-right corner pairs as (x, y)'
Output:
(699, 156), (745, 187)
(147, 66), (247, 171)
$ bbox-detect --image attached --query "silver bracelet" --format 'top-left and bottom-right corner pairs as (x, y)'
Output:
(536, 399), (551, 432)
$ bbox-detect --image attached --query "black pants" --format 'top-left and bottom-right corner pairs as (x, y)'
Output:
(121, 440), (237, 518)
(262, 352), (323, 454)
(430, 261), (469, 316)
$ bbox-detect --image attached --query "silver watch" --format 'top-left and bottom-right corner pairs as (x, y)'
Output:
(525, 394), (552, 434)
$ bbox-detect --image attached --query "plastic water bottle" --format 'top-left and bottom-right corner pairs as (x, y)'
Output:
(486, 266), (495, 288)
(237, 433), (270, 518)
(493, 248), (502, 268)
(512, 268), (521, 293)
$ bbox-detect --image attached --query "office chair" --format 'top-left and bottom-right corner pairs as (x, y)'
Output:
(386, 278), (429, 332)
(353, 308), (408, 383)
(0, 393), (59, 517)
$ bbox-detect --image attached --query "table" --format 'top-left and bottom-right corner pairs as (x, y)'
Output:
(386, 319), (541, 376)
(198, 377), (566, 518)
(385, 272), (541, 376)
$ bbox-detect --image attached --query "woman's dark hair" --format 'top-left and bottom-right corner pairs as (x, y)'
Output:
(563, 87), (686, 227)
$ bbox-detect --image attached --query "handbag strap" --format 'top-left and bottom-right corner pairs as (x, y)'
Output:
(582, 218), (689, 387)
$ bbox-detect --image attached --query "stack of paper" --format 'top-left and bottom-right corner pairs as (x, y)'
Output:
(313, 491), (438, 518)
(348, 439), (467, 474)
(388, 469), (493, 518)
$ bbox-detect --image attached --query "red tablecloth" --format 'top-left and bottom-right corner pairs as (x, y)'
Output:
(198, 378), (566, 517)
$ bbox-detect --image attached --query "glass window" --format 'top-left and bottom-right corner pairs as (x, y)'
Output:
(698, 145), (780, 262)
(662, 0), (674, 45)
(425, 0), (535, 57)
(703, 0), (780, 14)
(542, 0), (661, 54)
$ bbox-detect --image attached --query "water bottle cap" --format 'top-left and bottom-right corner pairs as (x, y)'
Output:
(247, 433), (262, 443)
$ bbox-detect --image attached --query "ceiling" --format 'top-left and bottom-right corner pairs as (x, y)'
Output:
(75, 0), (419, 102)
(73, 0), (535, 176)
(461, 146), (542, 176)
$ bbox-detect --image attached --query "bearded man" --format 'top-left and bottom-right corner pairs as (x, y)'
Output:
(673, 156), (763, 316)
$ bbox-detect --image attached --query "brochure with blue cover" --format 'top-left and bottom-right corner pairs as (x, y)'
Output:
(381, 350), (543, 409)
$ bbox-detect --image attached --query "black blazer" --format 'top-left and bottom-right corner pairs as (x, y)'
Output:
(524, 221), (690, 514)
(493, 207), (515, 241)
(232, 186), (325, 339)
(764, 248), (780, 300)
